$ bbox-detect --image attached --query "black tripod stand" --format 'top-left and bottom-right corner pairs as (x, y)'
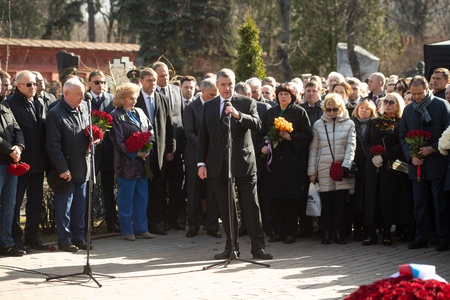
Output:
(46, 95), (115, 287)
(203, 106), (269, 269)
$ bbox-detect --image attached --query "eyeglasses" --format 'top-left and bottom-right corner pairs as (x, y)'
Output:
(18, 82), (37, 88)
(91, 80), (107, 85)
(383, 99), (396, 105)
(325, 107), (339, 112)
(394, 86), (404, 91)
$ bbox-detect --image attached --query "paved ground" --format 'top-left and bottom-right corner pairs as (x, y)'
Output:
(1, 228), (449, 300)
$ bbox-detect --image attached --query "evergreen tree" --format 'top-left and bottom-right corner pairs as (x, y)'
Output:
(235, 15), (266, 82)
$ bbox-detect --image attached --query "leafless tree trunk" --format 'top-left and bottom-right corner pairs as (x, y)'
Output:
(88, 0), (96, 42)
(278, 0), (293, 82)
(346, 0), (360, 78)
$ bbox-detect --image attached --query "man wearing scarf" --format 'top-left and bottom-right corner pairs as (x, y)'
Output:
(399, 75), (450, 252)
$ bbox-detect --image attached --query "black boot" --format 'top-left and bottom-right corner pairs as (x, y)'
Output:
(334, 230), (347, 244)
(321, 230), (331, 245)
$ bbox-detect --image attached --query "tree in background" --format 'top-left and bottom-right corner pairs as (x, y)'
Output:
(235, 15), (266, 82)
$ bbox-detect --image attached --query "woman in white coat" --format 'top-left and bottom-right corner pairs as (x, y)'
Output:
(308, 93), (356, 245)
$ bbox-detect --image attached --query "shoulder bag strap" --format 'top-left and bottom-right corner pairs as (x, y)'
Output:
(323, 120), (335, 162)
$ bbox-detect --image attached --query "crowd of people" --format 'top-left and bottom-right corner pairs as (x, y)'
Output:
(0, 64), (450, 259)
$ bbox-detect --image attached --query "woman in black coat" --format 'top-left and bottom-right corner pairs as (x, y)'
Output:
(260, 83), (313, 244)
(362, 93), (413, 246)
(349, 100), (378, 241)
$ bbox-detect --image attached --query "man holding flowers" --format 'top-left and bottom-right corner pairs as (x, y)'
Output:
(399, 75), (450, 251)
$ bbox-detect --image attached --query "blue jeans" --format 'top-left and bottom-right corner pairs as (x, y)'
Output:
(0, 165), (18, 247)
(117, 176), (148, 236)
(54, 181), (87, 245)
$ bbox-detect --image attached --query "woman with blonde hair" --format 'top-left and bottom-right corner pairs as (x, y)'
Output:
(110, 83), (155, 241)
(362, 93), (413, 246)
(308, 93), (356, 245)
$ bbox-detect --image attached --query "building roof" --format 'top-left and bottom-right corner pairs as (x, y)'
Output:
(0, 38), (139, 52)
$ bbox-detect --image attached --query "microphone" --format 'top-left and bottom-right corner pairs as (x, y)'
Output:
(85, 93), (93, 102)
(224, 100), (232, 117)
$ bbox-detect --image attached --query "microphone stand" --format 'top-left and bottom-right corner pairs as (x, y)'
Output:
(203, 107), (269, 269)
(46, 95), (115, 287)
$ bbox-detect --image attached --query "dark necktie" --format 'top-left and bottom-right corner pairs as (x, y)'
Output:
(27, 101), (37, 121)
(373, 95), (378, 105)
(160, 88), (166, 95)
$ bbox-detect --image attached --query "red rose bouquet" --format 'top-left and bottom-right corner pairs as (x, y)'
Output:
(92, 110), (112, 132)
(370, 145), (386, 173)
(346, 264), (450, 300)
(125, 131), (153, 179)
(8, 161), (30, 176)
(405, 130), (431, 182)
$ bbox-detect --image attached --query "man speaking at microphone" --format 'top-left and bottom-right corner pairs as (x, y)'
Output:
(197, 69), (272, 260)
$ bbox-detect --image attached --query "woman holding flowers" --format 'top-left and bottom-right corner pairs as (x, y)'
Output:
(362, 93), (413, 246)
(110, 83), (155, 241)
(260, 83), (312, 244)
(308, 93), (356, 245)
(349, 100), (378, 241)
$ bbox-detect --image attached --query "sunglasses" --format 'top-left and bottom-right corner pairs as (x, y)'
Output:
(394, 86), (404, 91)
(92, 80), (107, 85)
(383, 99), (396, 105)
(18, 82), (37, 88)
(325, 107), (339, 112)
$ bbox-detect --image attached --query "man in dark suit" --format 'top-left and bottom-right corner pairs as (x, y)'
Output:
(184, 78), (220, 238)
(365, 72), (386, 108)
(153, 62), (186, 230)
(234, 82), (274, 238)
(32, 71), (56, 113)
(5, 70), (48, 252)
(197, 68), (272, 260)
(399, 75), (450, 251)
(135, 68), (176, 235)
(85, 70), (118, 233)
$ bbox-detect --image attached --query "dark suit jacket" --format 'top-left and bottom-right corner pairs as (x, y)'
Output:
(135, 90), (176, 171)
(183, 97), (203, 167)
(400, 93), (450, 181)
(4, 89), (47, 173)
(86, 91), (115, 171)
(197, 94), (261, 178)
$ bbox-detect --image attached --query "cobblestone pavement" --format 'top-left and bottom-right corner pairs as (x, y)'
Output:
(1, 229), (449, 300)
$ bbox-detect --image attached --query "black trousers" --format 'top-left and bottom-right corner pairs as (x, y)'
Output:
(319, 190), (348, 232)
(12, 172), (44, 242)
(185, 164), (219, 232)
(209, 160), (265, 252)
(101, 170), (118, 226)
(270, 197), (300, 237)
(162, 152), (186, 224)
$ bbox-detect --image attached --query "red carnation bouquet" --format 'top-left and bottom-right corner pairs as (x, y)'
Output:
(405, 130), (431, 182)
(8, 161), (30, 176)
(370, 145), (386, 173)
(125, 131), (153, 179)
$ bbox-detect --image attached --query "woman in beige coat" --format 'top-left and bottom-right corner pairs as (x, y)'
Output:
(308, 93), (356, 245)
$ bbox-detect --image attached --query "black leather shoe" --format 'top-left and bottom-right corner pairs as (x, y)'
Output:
(408, 240), (428, 249)
(361, 236), (378, 246)
(0, 246), (24, 256)
(252, 248), (273, 260)
(25, 239), (49, 250)
(265, 229), (276, 239)
(435, 243), (449, 251)
(15, 241), (30, 254)
(268, 233), (283, 243)
(238, 226), (248, 237)
(73, 240), (93, 250)
(186, 230), (198, 238)
(149, 224), (168, 235)
(214, 249), (240, 260)
(283, 235), (295, 244)
(58, 243), (79, 252)
(334, 231), (347, 244)
(207, 230), (222, 238)
(321, 230), (331, 245)
(107, 223), (121, 233)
